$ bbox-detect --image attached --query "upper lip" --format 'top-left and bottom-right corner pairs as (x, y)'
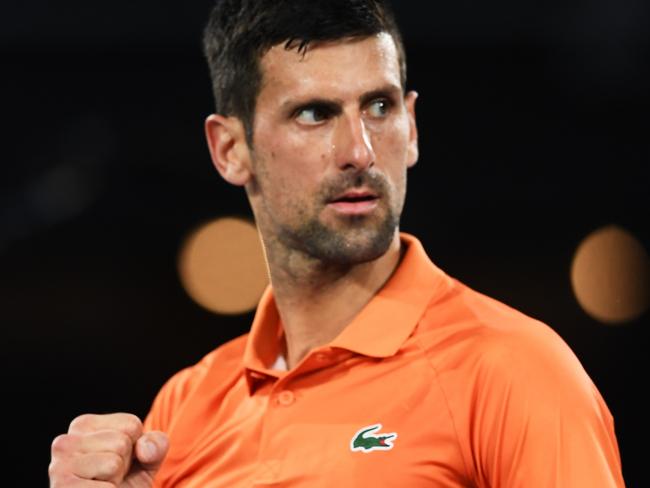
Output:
(329, 189), (379, 202)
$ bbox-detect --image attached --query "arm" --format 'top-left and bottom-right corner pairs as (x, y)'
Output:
(470, 327), (624, 487)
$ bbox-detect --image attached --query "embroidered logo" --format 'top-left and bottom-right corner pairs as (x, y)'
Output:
(350, 423), (398, 452)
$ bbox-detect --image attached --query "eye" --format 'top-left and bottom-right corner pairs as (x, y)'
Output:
(295, 105), (332, 125)
(366, 99), (392, 118)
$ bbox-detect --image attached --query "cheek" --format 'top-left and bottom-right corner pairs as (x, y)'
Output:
(373, 112), (410, 146)
(260, 137), (332, 203)
(372, 121), (410, 171)
(284, 130), (334, 167)
(261, 126), (331, 170)
(371, 124), (410, 194)
(255, 143), (322, 205)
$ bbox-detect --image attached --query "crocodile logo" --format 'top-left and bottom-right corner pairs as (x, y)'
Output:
(350, 423), (397, 453)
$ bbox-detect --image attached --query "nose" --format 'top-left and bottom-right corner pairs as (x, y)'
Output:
(333, 112), (376, 171)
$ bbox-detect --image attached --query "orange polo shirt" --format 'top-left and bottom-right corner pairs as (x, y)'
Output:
(145, 233), (624, 487)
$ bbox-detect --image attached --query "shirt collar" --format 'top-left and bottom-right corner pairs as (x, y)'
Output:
(242, 233), (451, 389)
(329, 233), (450, 357)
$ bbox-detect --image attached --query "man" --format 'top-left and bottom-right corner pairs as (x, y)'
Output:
(49, 0), (625, 486)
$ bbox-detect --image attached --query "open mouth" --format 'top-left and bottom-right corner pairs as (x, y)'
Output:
(329, 191), (378, 204)
(327, 190), (380, 215)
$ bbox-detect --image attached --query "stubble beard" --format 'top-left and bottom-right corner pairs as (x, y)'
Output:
(276, 172), (404, 266)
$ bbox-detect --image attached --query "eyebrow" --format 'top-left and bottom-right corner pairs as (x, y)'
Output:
(281, 83), (403, 117)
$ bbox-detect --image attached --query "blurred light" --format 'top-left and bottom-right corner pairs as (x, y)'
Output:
(571, 225), (650, 325)
(178, 217), (268, 315)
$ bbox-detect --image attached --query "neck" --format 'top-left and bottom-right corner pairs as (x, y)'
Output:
(264, 231), (403, 369)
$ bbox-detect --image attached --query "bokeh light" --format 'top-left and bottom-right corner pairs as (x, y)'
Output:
(178, 217), (269, 315)
(571, 225), (650, 325)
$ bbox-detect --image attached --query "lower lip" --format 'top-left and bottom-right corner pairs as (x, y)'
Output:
(327, 199), (379, 216)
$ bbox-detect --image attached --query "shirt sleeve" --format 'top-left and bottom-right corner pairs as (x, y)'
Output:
(143, 334), (248, 434)
(469, 325), (625, 487)
(143, 366), (196, 433)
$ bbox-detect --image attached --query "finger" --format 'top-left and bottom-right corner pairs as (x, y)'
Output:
(52, 429), (136, 481)
(49, 450), (127, 485)
(57, 430), (134, 457)
(69, 451), (128, 482)
(134, 431), (170, 475)
(68, 413), (143, 442)
(49, 474), (115, 488)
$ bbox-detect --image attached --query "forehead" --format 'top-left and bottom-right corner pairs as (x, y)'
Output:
(257, 33), (402, 103)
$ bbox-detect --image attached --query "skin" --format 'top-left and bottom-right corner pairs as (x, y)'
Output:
(206, 33), (418, 366)
(48, 413), (168, 487)
(49, 32), (418, 487)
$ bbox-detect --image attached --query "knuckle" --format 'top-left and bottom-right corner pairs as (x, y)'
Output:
(68, 413), (94, 432)
(47, 459), (74, 484)
(112, 432), (133, 457)
(120, 413), (143, 438)
(99, 452), (124, 478)
(49, 473), (77, 488)
(47, 458), (58, 477)
(51, 433), (73, 453)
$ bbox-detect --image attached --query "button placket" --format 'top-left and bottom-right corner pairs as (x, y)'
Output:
(276, 389), (295, 406)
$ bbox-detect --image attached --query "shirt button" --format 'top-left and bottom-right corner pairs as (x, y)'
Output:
(276, 390), (295, 406)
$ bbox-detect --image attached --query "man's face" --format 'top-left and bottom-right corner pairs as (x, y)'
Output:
(246, 33), (418, 265)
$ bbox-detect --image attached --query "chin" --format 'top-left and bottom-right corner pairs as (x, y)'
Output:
(298, 217), (398, 266)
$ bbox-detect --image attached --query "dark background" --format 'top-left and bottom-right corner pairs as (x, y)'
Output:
(1, 1), (648, 485)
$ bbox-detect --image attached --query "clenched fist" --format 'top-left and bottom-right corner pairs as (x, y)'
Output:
(49, 413), (169, 487)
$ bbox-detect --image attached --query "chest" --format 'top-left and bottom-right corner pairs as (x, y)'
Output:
(160, 355), (471, 487)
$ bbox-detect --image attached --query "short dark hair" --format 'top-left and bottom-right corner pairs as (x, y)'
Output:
(202, 0), (407, 144)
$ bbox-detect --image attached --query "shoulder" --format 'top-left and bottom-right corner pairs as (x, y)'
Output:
(168, 333), (248, 392)
(413, 281), (623, 483)
(415, 279), (600, 403)
(144, 333), (248, 431)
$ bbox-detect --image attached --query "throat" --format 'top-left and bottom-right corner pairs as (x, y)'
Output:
(265, 231), (404, 368)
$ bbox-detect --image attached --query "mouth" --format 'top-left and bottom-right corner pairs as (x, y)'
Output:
(326, 190), (380, 216)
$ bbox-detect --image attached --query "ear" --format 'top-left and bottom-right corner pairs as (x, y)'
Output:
(204, 113), (252, 186)
(404, 90), (419, 168)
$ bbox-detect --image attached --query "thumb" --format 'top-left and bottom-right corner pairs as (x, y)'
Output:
(134, 431), (169, 475)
